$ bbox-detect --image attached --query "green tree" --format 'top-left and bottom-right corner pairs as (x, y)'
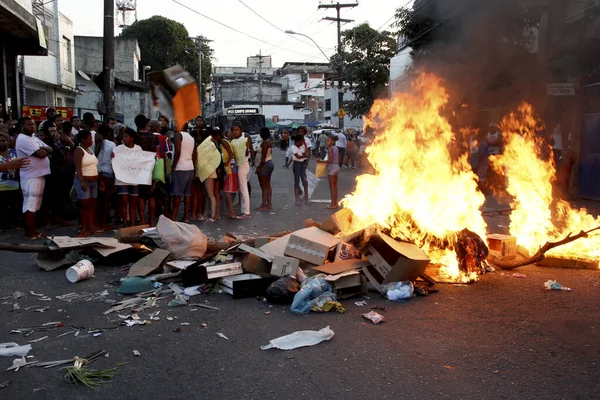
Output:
(120, 16), (213, 96)
(338, 23), (397, 118)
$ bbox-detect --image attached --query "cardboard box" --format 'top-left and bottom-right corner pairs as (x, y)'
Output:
(284, 227), (340, 266)
(271, 256), (299, 277)
(487, 234), (517, 260)
(363, 231), (430, 291)
(333, 242), (363, 262)
(220, 274), (275, 299)
(319, 208), (354, 235)
(325, 271), (368, 299)
(312, 259), (370, 275)
(260, 234), (291, 258)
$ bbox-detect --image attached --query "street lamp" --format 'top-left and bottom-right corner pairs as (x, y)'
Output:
(285, 30), (330, 61)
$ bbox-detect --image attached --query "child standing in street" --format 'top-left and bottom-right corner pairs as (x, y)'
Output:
(316, 134), (339, 209)
(291, 134), (308, 206)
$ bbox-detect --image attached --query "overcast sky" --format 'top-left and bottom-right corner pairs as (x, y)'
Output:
(58, 0), (407, 67)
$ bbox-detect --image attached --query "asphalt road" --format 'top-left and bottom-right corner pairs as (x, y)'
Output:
(0, 148), (599, 400)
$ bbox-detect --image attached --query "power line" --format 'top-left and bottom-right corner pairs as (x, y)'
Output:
(171, 0), (317, 58)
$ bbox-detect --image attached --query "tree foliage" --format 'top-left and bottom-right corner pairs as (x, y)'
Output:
(120, 16), (213, 91)
(338, 23), (397, 118)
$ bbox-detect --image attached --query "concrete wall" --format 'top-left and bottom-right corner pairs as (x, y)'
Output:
(58, 12), (75, 90)
(14, 0), (32, 12)
(74, 36), (140, 81)
(220, 81), (282, 103)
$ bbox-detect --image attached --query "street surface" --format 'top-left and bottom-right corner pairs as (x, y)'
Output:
(0, 149), (598, 400)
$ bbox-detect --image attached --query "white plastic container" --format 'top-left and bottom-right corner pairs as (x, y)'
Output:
(66, 260), (95, 283)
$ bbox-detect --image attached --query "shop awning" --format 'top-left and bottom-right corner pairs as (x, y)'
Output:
(0, 0), (47, 55)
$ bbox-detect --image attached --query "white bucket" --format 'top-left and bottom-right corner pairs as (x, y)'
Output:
(66, 260), (95, 283)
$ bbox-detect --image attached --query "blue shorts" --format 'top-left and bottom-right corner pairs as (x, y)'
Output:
(74, 175), (98, 200)
(117, 185), (139, 196)
(171, 170), (194, 196)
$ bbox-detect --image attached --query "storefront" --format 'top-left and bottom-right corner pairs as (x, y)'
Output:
(0, 0), (47, 119)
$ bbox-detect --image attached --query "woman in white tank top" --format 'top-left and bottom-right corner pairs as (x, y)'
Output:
(73, 130), (99, 237)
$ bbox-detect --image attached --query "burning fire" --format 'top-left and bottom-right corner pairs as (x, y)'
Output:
(342, 73), (600, 282)
(493, 104), (600, 260)
(341, 73), (487, 282)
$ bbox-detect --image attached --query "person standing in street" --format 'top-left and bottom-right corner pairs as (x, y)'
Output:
(113, 129), (140, 227)
(16, 116), (52, 239)
(96, 124), (116, 230)
(70, 115), (81, 137)
(335, 130), (347, 166)
(316, 134), (340, 209)
(170, 128), (195, 222)
(134, 114), (158, 225)
(0, 132), (28, 231)
(318, 131), (328, 159)
(191, 116), (208, 220)
(255, 127), (274, 211)
(73, 130), (99, 237)
(291, 134), (309, 206)
(230, 121), (253, 219)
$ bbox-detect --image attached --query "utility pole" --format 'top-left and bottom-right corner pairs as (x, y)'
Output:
(257, 50), (263, 113)
(103, 0), (115, 118)
(318, 2), (358, 130)
(190, 36), (213, 108)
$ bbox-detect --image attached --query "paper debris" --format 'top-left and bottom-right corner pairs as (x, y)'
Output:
(216, 333), (229, 340)
(354, 301), (368, 307)
(29, 291), (44, 297)
(12, 291), (26, 300)
(261, 326), (335, 350)
(133, 350), (141, 356)
(28, 336), (48, 343)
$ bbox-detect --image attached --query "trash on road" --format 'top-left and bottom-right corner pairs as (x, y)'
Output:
(362, 311), (386, 325)
(216, 332), (229, 340)
(0, 343), (32, 357)
(383, 281), (414, 301)
(132, 350), (140, 356)
(512, 273), (527, 278)
(64, 357), (128, 389)
(261, 326), (335, 350)
(66, 260), (95, 283)
(543, 280), (572, 291)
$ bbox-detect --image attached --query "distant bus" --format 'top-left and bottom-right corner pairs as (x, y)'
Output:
(206, 107), (266, 136)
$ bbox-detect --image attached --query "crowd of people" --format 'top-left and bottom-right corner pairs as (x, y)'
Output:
(0, 107), (369, 239)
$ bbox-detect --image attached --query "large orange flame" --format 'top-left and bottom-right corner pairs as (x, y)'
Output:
(341, 73), (599, 283)
(341, 73), (487, 282)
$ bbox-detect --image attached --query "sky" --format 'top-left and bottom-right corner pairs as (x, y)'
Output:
(58, 0), (408, 67)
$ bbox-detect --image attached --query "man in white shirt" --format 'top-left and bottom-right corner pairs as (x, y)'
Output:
(16, 116), (52, 239)
(334, 130), (347, 166)
(70, 115), (81, 137)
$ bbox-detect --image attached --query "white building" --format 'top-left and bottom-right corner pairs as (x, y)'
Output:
(324, 87), (363, 130)
(23, 1), (77, 108)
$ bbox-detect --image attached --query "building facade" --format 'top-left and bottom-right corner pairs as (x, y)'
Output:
(23, 1), (77, 109)
(74, 36), (154, 127)
(0, 0), (46, 119)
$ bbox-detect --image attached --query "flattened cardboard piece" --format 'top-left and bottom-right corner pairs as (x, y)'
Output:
(319, 208), (354, 235)
(271, 256), (299, 277)
(333, 242), (363, 262)
(259, 234), (291, 258)
(50, 236), (117, 250)
(364, 231), (430, 287)
(90, 239), (132, 257)
(312, 259), (370, 275)
(238, 243), (274, 262)
(128, 249), (171, 277)
(254, 237), (273, 248)
(284, 227), (339, 266)
(220, 273), (275, 299)
(166, 260), (197, 270)
(116, 224), (150, 240)
(36, 251), (70, 271)
(305, 218), (321, 228)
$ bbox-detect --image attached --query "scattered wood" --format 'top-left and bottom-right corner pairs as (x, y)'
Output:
(0, 242), (51, 253)
(488, 226), (600, 270)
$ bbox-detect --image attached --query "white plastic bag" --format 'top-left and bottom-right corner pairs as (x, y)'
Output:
(154, 215), (208, 259)
(0, 343), (32, 357)
(261, 326), (334, 350)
